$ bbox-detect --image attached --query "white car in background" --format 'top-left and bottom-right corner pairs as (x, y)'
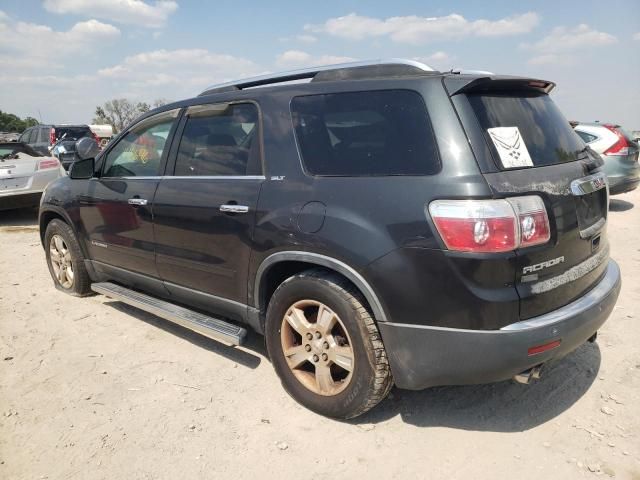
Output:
(574, 123), (640, 195)
(0, 142), (65, 210)
(89, 124), (114, 148)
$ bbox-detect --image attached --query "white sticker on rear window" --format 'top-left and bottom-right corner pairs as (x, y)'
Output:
(487, 126), (533, 169)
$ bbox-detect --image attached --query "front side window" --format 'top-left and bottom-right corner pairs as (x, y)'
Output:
(173, 103), (261, 176)
(102, 109), (179, 177)
(291, 90), (440, 176)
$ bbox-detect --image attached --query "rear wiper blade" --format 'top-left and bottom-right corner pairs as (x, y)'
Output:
(580, 146), (604, 172)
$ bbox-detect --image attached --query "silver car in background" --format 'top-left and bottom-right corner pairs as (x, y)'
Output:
(574, 123), (640, 195)
(0, 142), (65, 210)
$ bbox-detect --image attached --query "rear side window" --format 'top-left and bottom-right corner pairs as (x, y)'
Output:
(174, 103), (261, 176)
(37, 127), (48, 143)
(291, 90), (440, 176)
(23, 129), (34, 143)
(575, 130), (597, 144)
(468, 92), (585, 168)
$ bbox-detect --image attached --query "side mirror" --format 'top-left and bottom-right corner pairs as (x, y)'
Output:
(75, 137), (100, 161)
(69, 157), (95, 179)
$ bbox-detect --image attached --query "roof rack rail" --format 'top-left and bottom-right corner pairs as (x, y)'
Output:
(199, 58), (436, 96)
(449, 68), (495, 75)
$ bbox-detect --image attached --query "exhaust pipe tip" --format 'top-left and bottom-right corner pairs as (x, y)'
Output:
(513, 365), (543, 384)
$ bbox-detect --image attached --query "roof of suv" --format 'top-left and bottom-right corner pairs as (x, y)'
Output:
(198, 58), (555, 98)
(199, 58), (436, 95)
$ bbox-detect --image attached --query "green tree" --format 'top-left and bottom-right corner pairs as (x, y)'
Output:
(0, 110), (39, 132)
(93, 98), (169, 134)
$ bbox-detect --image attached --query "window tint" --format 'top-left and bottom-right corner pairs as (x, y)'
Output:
(23, 129), (34, 144)
(102, 110), (178, 177)
(54, 126), (93, 142)
(467, 92), (585, 168)
(37, 127), (48, 143)
(291, 90), (439, 176)
(576, 130), (598, 144)
(174, 103), (260, 176)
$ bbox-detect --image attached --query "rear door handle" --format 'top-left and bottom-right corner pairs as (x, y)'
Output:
(128, 198), (148, 206)
(220, 204), (249, 214)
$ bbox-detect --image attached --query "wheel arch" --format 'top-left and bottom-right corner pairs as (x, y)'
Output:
(39, 207), (89, 257)
(254, 251), (389, 324)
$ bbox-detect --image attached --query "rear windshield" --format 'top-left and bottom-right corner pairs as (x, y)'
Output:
(291, 90), (440, 176)
(55, 127), (92, 141)
(0, 143), (43, 158)
(468, 92), (585, 169)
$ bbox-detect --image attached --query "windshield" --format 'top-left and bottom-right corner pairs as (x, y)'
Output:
(468, 92), (585, 169)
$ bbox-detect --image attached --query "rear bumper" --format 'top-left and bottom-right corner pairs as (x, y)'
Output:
(379, 259), (621, 390)
(608, 177), (639, 195)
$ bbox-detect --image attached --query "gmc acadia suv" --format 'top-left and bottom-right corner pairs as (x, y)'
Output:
(39, 60), (621, 419)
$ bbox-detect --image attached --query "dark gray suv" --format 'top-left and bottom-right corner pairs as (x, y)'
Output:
(38, 59), (621, 419)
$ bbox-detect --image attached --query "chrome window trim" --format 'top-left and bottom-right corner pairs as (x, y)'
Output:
(100, 175), (267, 180)
(164, 175), (266, 180)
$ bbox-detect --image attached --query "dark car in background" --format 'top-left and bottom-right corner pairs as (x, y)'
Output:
(19, 124), (98, 170)
(39, 59), (621, 419)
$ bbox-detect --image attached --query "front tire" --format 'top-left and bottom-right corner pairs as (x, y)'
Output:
(44, 219), (91, 296)
(265, 269), (393, 419)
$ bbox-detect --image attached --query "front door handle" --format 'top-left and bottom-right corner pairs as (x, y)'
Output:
(128, 198), (148, 206)
(220, 204), (249, 214)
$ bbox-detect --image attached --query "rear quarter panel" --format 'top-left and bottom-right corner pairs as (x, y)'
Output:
(247, 78), (496, 324)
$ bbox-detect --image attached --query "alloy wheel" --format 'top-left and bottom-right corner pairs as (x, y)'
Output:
(49, 234), (74, 289)
(280, 299), (354, 396)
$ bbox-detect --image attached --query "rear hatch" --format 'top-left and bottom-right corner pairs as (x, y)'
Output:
(447, 76), (610, 320)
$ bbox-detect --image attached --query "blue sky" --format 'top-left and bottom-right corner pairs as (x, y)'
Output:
(1, 0), (638, 128)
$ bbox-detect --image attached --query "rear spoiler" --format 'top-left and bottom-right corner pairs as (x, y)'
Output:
(444, 75), (556, 96)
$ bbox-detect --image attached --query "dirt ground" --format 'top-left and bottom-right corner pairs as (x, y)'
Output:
(0, 189), (639, 480)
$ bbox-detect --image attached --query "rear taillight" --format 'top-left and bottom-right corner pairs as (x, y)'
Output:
(428, 196), (550, 253)
(49, 128), (55, 146)
(603, 125), (631, 156)
(507, 196), (551, 248)
(92, 131), (101, 146)
(38, 158), (60, 170)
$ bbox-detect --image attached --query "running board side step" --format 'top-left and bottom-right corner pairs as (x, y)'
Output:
(91, 282), (247, 346)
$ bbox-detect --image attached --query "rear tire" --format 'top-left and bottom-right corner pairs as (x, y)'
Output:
(44, 219), (91, 296)
(265, 269), (393, 419)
